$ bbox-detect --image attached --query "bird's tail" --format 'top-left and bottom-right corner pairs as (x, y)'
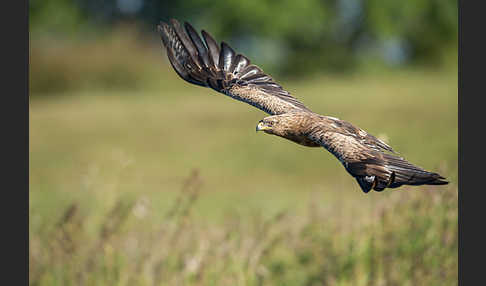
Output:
(355, 154), (448, 193)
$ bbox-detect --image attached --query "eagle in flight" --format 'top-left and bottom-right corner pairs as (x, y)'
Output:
(157, 19), (448, 193)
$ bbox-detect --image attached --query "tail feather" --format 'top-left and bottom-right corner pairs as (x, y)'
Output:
(384, 154), (448, 187)
(354, 153), (448, 193)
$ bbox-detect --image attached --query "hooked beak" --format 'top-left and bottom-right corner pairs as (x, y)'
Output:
(256, 121), (271, 132)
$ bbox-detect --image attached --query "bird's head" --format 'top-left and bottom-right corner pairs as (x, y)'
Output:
(256, 113), (307, 137)
(256, 118), (272, 133)
(255, 112), (321, 147)
(256, 116), (284, 135)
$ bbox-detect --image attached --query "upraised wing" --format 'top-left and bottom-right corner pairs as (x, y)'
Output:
(157, 19), (311, 115)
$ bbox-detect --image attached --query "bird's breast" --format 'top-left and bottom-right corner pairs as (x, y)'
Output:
(280, 132), (321, 147)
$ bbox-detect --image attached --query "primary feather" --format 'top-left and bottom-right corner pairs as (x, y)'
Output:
(158, 19), (311, 115)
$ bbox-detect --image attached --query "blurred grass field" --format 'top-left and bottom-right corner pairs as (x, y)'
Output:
(29, 35), (457, 285)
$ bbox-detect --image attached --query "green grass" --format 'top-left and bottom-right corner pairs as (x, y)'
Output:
(30, 57), (457, 285)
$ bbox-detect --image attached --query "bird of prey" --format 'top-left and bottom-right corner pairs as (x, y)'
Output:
(157, 19), (448, 193)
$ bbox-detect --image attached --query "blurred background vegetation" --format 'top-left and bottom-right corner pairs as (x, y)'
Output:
(29, 0), (457, 94)
(29, 0), (458, 285)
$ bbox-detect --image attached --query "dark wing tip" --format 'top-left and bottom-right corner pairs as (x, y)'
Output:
(429, 174), (449, 185)
(157, 21), (170, 45)
(201, 29), (221, 68)
(183, 21), (194, 29)
(157, 22), (165, 32)
(219, 42), (236, 72)
(183, 21), (200, 39)
(157, 18), (209, 87)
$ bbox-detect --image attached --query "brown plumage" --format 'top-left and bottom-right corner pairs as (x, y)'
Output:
(157, 19), (448, 193)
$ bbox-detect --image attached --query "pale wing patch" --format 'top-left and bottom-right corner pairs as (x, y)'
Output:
(326, 116), (340, 121)
(330, 122), (339, 128)
(229, 85), (305, 115)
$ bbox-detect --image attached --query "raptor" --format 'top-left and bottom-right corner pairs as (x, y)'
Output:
(157, 19), (448, 193)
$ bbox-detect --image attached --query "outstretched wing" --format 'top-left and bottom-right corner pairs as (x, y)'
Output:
(157, 19), (311, 115)
(308, 117), (448, 193)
